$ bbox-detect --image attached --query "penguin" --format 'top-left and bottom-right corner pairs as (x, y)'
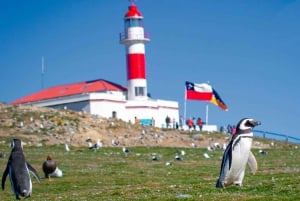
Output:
(122, 147), (130, 155)
(174, 153), (182, 161)
(42, 155), (63, 180)
(216, 118), (261, 188)
(152, 155), (158, 161)
(2, 139), (41, 200)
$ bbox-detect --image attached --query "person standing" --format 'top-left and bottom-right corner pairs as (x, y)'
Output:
(187, 117), (193, 131)
(179, 116), (184, 130)
(197, 117), (203, 132)
(165, 116), (170, 128)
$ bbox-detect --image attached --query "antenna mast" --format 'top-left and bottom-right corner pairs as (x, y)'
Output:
(41, 56), (45, 89)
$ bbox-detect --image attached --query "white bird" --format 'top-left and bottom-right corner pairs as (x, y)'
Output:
(95, 139), (102, 149)
(96, 139), (102, 148)
(203, 153), (210, 159)
(111, 140), (119, 146)
(207, 146), (214, 152)
(65, 144), (70, 152)
(165, 162), (172, 166)
(214, 142), (221, 149)
(222, 144), (227, 151)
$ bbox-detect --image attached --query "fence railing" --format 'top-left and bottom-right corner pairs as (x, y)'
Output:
(253, 130), (300, 144)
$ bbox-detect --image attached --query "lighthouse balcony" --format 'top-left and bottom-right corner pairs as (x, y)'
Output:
(119, 32), (150, 44)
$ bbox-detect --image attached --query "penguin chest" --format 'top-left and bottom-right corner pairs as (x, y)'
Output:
(228, 138), (252, 181)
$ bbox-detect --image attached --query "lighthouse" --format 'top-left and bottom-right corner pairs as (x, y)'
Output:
(12, 1), (179, 129)
(120, 1), (150, 100)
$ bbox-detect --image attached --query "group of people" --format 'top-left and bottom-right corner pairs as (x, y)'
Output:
(165, 115), (178, 129)
(219, 124), (236, 135)
(135, 115), (238, 135)
(165, 115), (204, 131)
(185, 117), (203, 131)
(135, 115), (205, 132)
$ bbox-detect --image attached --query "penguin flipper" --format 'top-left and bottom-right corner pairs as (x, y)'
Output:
(247, 151), (257, 174)
(216, 143), (232, 188)
(27, 162), (41, 183)
(1, 165), (9, 190)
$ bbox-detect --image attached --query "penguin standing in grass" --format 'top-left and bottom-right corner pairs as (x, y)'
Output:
(2, 139), (41, 200)
(216, 118), (261, 188)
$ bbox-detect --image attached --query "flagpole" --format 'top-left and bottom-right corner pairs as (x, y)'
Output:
(184, 86), (187, 123)
(205, 103), (209, 125)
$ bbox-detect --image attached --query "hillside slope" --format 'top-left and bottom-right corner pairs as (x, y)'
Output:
(0, 104), (272, 149)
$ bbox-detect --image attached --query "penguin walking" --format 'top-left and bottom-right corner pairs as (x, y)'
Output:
(216, 118), (261, 188)
(2, 139), (41, 200)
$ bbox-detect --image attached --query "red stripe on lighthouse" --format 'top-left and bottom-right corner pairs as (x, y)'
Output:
(127, 54), (146, 79)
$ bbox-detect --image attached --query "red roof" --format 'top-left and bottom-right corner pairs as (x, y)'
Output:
(12, 79), (127, 105)
(125, 4), (142, 18)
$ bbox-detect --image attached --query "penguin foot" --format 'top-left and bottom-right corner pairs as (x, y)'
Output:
(216, 180), (225, 188)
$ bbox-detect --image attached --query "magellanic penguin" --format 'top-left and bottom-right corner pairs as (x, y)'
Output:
(216, 118), (261, 188)
(2, 139), (41, 200)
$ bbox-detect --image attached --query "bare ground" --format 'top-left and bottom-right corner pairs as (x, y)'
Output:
(0, 103), (271, 149)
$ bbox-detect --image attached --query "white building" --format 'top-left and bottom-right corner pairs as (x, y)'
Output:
(12, 2), (179, 128)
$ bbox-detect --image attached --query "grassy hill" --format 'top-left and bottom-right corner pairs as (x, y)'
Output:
(0, 103), (299, 200)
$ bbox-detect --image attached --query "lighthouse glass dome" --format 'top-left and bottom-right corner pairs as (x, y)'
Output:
(125, 18), (143, 28)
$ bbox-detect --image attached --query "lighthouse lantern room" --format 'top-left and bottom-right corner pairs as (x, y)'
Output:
(120, 1), (150, 100)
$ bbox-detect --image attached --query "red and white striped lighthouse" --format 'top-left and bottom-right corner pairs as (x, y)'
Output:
(120, 1), (150, 100)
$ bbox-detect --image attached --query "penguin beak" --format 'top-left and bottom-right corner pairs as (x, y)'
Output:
(252, 120), (261, 126)
(246, 120), (261, 127)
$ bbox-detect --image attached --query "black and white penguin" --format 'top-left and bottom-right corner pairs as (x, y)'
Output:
(216, 118), (261, 188)
(122, 147), (130, 155)
(88, 139), (102, 151)
(2, 139), (41, 200)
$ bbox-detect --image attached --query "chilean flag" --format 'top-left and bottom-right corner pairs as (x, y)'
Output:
(185, 81), (228, 111)
(185, 81), (213, 101)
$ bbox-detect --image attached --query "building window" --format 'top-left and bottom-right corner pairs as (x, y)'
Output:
(135, 87), (145, 96)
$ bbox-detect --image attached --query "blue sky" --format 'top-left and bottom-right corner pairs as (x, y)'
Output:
(1, 0), (299, 140)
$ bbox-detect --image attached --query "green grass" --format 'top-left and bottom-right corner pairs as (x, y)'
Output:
(0, 144), (299, 201)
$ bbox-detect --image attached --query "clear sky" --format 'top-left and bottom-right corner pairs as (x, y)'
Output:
(1, 0), (299, 140)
